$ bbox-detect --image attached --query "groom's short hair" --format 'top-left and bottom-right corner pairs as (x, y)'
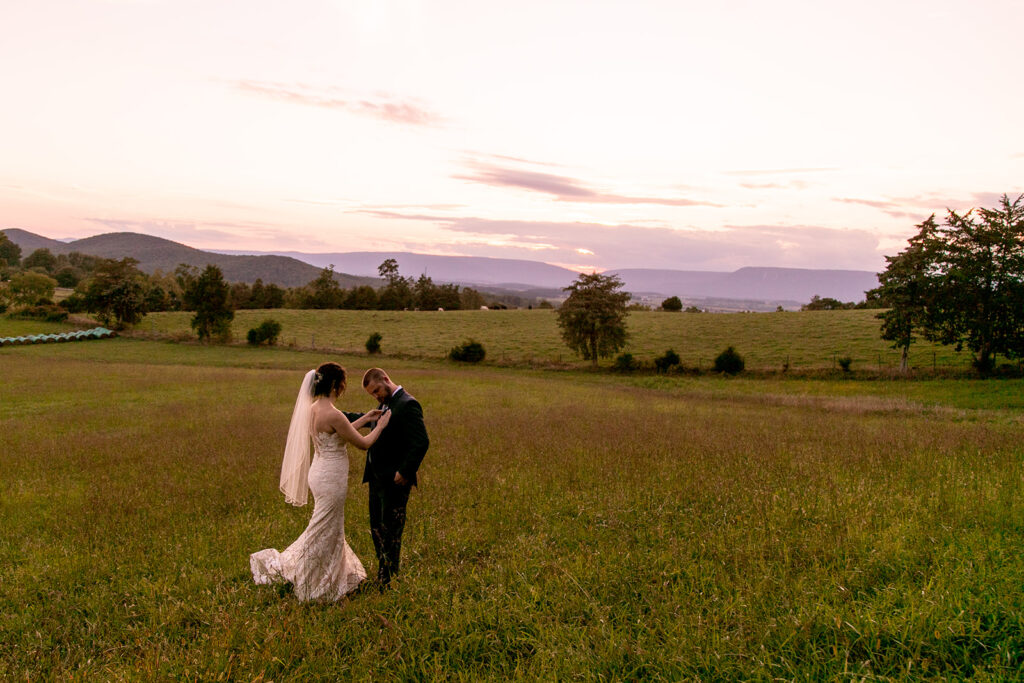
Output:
(362, 368), (389, 387)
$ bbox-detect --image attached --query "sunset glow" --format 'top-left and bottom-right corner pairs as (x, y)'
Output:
(2, 0), (1022, 271)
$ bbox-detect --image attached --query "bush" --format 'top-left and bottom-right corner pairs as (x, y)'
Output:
(838, 356), (853, 372)
(8, 304), (68, 322)
(613, 353), (638, 373)
(449, 339), (486, 363)
(654, 348), (681, 373)
(713, 346), (745, 375)
(365, 332), (383, 354)
(246, 319), (282, 346)
(661, 296), (682, 312)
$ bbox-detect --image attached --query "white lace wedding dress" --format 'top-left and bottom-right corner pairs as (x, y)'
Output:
(250, 431), (366, 601)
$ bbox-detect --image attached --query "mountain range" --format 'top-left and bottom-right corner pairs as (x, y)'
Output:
(3, 228), (880, 307)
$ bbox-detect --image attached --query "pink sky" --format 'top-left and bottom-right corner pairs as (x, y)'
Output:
(2, 0), (1022, 272)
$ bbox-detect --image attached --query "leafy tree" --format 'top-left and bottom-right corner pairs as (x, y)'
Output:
(877, 194), (1024, 373)
(183, 264), (234, 341)
(460, 287), (486, 310)
(305, 265), (345, 309)
(81, 258), (148, 329)
(661, 296), (682, 312)
(146, 269), (183, 311)
(436, 283), (462, 310)
(248, 279), (284, 309)
(376, 259), (414, 310)
(378, 258), (401, 283)
(229, 282), (253, 309)
(925, 195), (1024, 371)
(3, 271), (57, 307)
(345, 285), (378, 310)
(22, 248), (58, 274)
(0, 231), (21, 267)
(414, 274), (440, 310)
(248, 279), (285, 309)
(872, 216), (936, 371)
(54, 266), (83, 288)
(556, 272), (631, 367)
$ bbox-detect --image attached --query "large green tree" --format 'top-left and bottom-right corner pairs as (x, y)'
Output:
(81, 258), (148, 329)
(3, 271), (57, 307)
(556, 272), (631, 367)
(874, 216), (937, 371)
(376, 259), (413, 310)
(22, 248), (58, 274)
(182, 264), (234, 341)
(876, 194), (1024, 373)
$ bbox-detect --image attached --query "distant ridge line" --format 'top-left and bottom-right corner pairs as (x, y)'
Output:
(2, 228), (879, 304)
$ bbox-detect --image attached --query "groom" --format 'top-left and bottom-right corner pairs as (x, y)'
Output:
(358, 368), (429, 589)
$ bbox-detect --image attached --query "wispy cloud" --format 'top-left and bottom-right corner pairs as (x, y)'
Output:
(81, 217), (322, 249)
(455, 160), (720, 207)
(231, 80), (443, 126)
(364, 210), (886, 271)
(725, 168), (838, 176)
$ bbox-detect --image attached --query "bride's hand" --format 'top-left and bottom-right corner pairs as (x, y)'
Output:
(378, 410), (392, 429)
(364, 409), (384, 421)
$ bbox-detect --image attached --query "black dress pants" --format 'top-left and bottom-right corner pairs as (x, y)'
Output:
(368, 479), (411, 586)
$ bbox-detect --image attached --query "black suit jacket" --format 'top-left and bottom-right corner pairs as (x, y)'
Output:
(347, 388), (429, 486)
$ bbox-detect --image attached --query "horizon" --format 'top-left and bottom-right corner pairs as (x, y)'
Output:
(2, 1), (1022, 272)
(5, 225), (883, 276)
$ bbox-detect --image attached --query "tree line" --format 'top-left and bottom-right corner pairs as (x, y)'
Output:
(0, 240), (500, 331)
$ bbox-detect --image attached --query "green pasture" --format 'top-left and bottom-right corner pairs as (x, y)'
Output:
(1, 339), (1022, 680)
(139, 308), (979, 372)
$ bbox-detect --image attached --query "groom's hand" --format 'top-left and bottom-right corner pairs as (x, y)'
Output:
(393, 471), (408, 486)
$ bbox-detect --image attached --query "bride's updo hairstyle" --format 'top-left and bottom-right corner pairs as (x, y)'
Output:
(312, 362), (347, 398)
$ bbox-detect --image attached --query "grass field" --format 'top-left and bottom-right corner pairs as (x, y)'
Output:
(136, 308), (983, 373)
(2, 337), (1022, 680)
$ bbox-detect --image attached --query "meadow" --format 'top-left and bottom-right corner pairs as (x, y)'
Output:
(1, 330), (1022, 680)
(137, 308), (983, 374)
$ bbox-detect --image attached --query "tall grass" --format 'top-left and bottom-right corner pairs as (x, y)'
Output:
(1, 340), (1022, 680)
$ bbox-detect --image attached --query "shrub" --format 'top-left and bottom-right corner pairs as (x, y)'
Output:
(9, 304), (68, 322)
(613, 353), (638, 373)
(365, 332), (383, 354)
(246, 319), (282, 346)
(838, 356), (853, 372)
(449, 339), (486, 363)
(654, 348), (681, 373)
(661, 296), (682, 312)
(713, 346), (745, 375)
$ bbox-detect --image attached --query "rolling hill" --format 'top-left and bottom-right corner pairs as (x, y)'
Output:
(3, 227), (881, 305)
(1, 229), (378, 289)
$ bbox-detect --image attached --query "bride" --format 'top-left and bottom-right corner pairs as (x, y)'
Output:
(251, 362), (390, 601)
